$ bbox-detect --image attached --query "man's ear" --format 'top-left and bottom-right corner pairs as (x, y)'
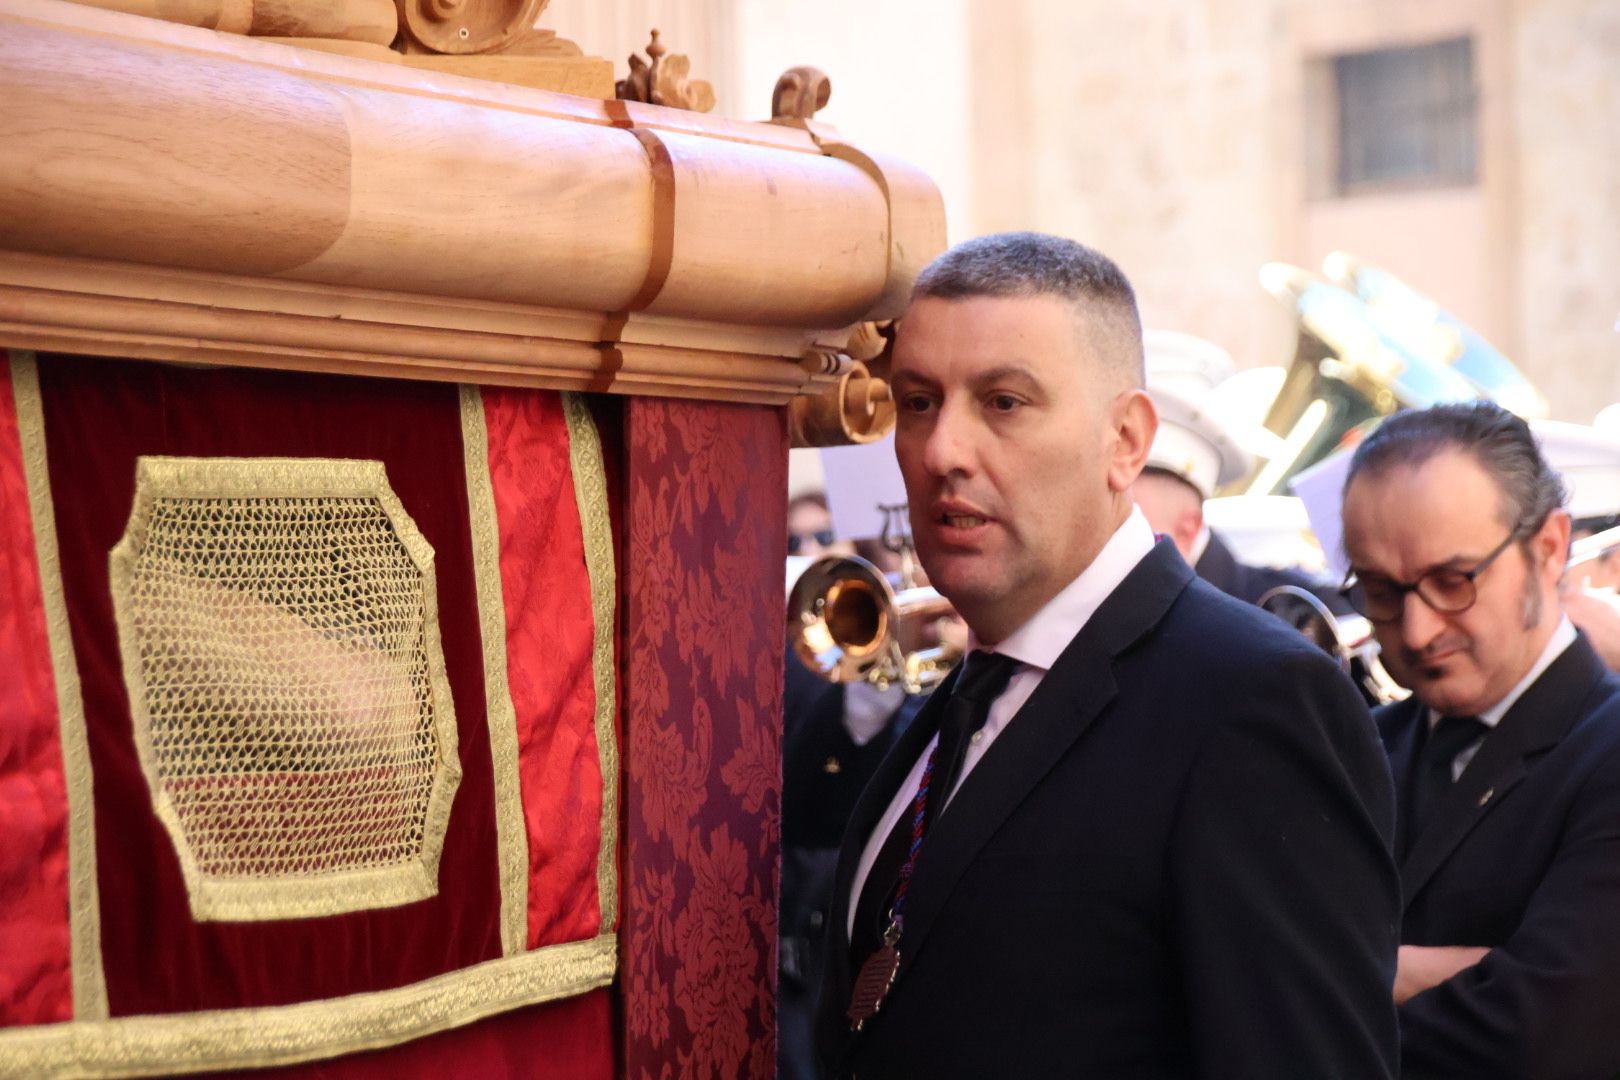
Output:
(1106, 388), (1158, 494)
(1536, 508), (1573, 582)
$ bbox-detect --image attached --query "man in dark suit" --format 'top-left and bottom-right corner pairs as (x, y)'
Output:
(1340, 402), (1620, 1079)
(814, 232), (1399, 1078)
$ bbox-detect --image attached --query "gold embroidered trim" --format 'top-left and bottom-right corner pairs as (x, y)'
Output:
(107, 457), (462, 922)
(562, 392), (619, 932)
(0, 934), (617, 1078)
(9, 351), (109, 1020)
(458, 386), (529, 957)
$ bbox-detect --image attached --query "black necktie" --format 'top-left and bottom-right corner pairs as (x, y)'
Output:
(849, 650), (1020, 964)
(1404, 714), (1485, 857)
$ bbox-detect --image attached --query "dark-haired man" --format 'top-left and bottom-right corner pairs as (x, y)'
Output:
(1341, 401), (1620, 1079)
(815, 232), (1398, 1078)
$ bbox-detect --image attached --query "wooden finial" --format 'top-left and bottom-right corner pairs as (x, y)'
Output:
(772, 66), (832, 121)
(616, 28), (715, 113)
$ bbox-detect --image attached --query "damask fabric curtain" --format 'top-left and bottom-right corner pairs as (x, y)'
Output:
(0, 352), (617, 1078)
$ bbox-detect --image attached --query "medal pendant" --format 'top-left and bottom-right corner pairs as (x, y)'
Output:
(848, 923), (903, 1031)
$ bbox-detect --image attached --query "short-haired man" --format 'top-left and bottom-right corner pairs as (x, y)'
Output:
(1340, 402), (1620, 1078)
(815, 232), (1399, 1078)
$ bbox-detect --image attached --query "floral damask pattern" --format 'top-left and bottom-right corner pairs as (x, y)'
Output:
(621, 398), (786, 1079)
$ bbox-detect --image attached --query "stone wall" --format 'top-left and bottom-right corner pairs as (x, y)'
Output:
(970, 0), (1299, 371)
(1511, 0), (1620, 420)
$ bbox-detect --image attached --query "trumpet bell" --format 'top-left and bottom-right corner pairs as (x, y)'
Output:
(1258, 585), (1411, 706)
(787, 554), (958, 693)
(1257, 585), (1347, 668)
(788, 554), (900, 684)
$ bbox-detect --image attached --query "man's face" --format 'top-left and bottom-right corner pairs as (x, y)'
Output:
(890, 293), (1148, 643)
(787, 499), (848, 558)
(1342, 449), (1568, 717)
(1130, 470), (1204, 562)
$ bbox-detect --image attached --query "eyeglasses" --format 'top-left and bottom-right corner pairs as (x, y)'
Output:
(787, 529), (836, 555)
(1340, 525), (1530, 623)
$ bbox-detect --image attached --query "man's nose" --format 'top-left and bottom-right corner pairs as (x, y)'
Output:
(1399, 589), (1447, 653)
(920, 401), (975, 478)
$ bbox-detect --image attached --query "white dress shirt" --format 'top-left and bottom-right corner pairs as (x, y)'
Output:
(847, 508), (1158, 937)
(843, 680), (907, 747)
(1430, 615), (1576, 780)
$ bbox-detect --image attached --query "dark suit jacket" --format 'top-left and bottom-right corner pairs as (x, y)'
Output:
(1377, 632), (1620, 1079)
(1196, 530), (1353, 614)
(816, 539), (1400, 1079)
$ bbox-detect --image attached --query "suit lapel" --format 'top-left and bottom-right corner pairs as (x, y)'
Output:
(1400, 633), (1610, 906)
(890, 541), (1195, 983)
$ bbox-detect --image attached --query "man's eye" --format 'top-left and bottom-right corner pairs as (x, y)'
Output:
(987, 393), (1022, 413)
(1361, 579), (1401, 602)
(900, 394), (936, 414)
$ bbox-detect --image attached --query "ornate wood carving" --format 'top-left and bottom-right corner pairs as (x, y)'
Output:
(394, 0), (546, 54)
(71, 0), (611, 96)
(73, 0), (399, 43)
(0, 0), (946, 403)
(615, 29), (716, 114)
(787, 358), (896, 447)
(771, 65), (832, 121)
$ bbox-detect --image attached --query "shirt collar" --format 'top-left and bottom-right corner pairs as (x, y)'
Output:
(1428, 615), (1577, 731)
(969, 506), (1158, 673)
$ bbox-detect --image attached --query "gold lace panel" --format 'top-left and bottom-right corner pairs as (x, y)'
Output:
(109, 457), (461, 922)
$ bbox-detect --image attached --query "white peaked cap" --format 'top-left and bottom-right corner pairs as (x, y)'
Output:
(1145, 380), (1255, 500)
(1143, 329), (1237, 391)
(1532, 419), (1620, 522)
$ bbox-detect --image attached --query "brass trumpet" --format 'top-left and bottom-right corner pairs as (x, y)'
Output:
(787, 553), (960, 694)
(1258, 585), (1410, 705)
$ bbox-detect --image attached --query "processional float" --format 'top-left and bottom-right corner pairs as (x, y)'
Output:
(0, 1), (944, 1075)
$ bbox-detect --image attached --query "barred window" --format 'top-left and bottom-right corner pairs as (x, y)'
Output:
(1334, 37), (1478, 193)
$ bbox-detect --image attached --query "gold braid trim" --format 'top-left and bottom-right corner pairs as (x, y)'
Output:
(0, 934), (617, 1078)
(458, 385), (529, 956)
(105, 456), (462, 922)
(9, 351), (108, 1019)
(562, 392), (620, 933)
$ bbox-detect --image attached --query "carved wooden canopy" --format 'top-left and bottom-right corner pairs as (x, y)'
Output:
(0, 0), (946, 406)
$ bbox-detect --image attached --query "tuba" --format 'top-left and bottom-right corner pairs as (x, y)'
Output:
(787, 553), (960, 694)
(1246, 262), (1480, 495)
(1245, 254), (1546, 497)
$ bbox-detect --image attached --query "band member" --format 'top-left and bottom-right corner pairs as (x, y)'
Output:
(787, 491), (852, 558)
(1341, 402), (1620, 1079)
(1131, 379), (1348, 610)
(815, 232), (1399, 1078)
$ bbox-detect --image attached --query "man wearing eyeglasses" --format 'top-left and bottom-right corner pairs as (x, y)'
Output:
(1340, 401), (1620, 1079)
